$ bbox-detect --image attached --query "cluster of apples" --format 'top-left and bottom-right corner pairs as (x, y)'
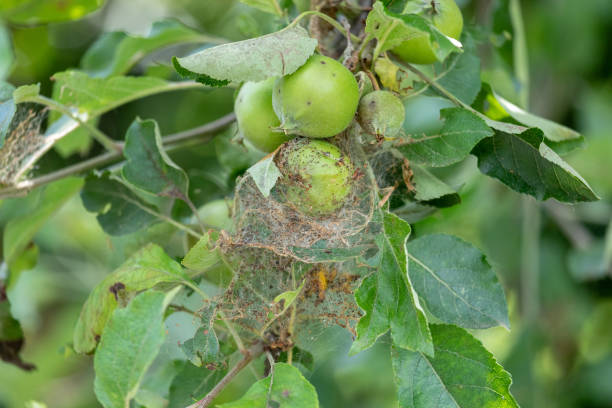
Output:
(234, 0), (463, 216)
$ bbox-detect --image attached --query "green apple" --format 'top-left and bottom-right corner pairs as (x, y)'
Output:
(392, 0), (463, 65)
(358, 90), (405, 137)
(235, 78), (292, 153)
(196, 199), (233, 231)
(277, 138), (353, 216)
(273, 55), (359, 138)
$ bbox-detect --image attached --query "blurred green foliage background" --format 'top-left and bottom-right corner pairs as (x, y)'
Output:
(0, 0), (611, 407)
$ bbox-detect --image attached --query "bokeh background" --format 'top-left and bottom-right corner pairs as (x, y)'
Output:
(0, 0), (611, 407)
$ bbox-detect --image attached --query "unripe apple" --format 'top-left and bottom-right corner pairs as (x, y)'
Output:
(277, 138), (353, 216)
(358, 90), (405, 137)
(187, 199), (233, 248)
(273, 55), (359, 138)
(392, 0), (463, 65)
(196, 199), (233, 231)
(235, 78), (291, 153)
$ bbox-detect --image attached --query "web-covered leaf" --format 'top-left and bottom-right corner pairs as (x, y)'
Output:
(392, 324), (519, 408)
(0, 103), (46, 186)
(407, 234), (510, 329)
(216, 247), (365, 349)
(173, 26), (317, 86)
(94, 288), (180, 408)
(472, 127), (598, 203)
(73, 243), (188, 353)
(231, 129), (376, 263)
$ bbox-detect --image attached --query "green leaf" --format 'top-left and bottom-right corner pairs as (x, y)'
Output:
(0, 293), (35, 371)
(51, 71), (199, 117)
(0, 298), (22, 341)
(167, 362), (226, 408)
(373, 57), (402, 92)
(121, 118), (189, 198)
(182, 231), (223, 272)
(351, 211), (433, 356)
(12, 83), (40, 104)
(381, 0), (427, 14)
(473, 83), (583, 153)
(0, 0), (105, 24)
(392, 324), (518, 408)
(274, 279), (306, 313)
(472, 127), (598, 203)
(406, 234), (510, 329)
(172, 58), (231, 87)
(73, 243), (188, 353)
(3, 177), (83, 268)
(0, 24), (13, 79)
(134, 359), (183, 408)
(239, 0), (283, 16)
(495, 91), (583, 153)
(411, 164), (460, 208)
(366, 2), (462, 62)
(81, 20), (221, 78)
(49, 71), (199, 128)
(5, 243), (38, 290)
(94, 287), (180, 408)
(180, 305), (220, 367)
(398, 108), (493, 167)
(53, 122), (95, 157)
(218, 363), (319, 408)
(247, 155), (281, 198)
(433, 33), (481, 105)
(173, 26), (317, 85)
(81, 172), (159, 236)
